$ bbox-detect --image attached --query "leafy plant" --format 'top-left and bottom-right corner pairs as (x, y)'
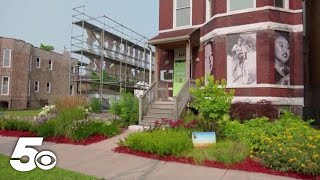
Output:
(71, 120), (120, 141)
(190, 76), (234, 131)
(123, 129), (193, 156)
(40, 43), (54, 51)
(36, 119), (57, 137)
(89, 98), (102, 113)
(223, 111), (320, 175)
(230, 100), (278, 122)
(0, 118), (34, 131)
(110, 93), (138, 126)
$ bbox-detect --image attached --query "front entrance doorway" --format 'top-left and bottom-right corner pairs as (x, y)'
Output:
(173, 48), (187, 97)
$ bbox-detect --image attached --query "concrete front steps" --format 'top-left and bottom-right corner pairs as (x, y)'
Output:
(140, 101), (175, 127)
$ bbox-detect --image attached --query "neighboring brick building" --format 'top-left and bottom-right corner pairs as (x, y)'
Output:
(149, 0), (304, 115)
(0, 37), (78, 110)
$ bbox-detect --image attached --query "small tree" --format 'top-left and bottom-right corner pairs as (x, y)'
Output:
(190, 76), (234, 131)
(40, 43), (54, 51)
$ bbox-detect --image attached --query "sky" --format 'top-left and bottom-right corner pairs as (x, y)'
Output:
(0, 0), (159, 53)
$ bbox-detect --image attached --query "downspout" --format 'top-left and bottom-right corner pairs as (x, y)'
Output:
(147, 44), (153, 86)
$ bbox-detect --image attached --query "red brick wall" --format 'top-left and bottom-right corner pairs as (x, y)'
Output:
(214, 0), (227, 15)
(290, 0), (303, 10)
(256, 0), (274, 7)
(192, 46), (204, 79)
(159, 0), (173, 30)
(201, 10), (302, 36)
(193, 0), (206, 25)
(196, 30), (303, 98)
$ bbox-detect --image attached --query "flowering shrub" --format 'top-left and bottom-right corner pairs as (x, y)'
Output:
(34, 105), (57, 124)
(224, 112), (320, 175)
(153, 119), (199, 130)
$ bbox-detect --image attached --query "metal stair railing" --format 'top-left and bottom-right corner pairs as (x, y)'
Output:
(139, 81), (156, 124)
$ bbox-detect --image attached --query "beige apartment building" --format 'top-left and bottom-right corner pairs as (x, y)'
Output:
(0, 37), (78, 110)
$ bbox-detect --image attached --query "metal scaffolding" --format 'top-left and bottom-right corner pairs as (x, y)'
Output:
(70, 6), (155, 107)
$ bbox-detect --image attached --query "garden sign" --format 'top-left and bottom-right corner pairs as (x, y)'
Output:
(192, 132), (216, 148)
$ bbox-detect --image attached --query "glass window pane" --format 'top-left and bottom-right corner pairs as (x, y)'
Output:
(3, 49), (10, 67)
(177, 0), (190, 8)
(275, 0), (284, 8)
(229, 0), (254, 11)
(3, 77), (8, 86)
(176, 8), (190, 27)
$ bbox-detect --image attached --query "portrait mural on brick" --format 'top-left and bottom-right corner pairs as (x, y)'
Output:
(205, 41), (214, 76)
(227, 33), (257, 86)
(274, 31), (290, 85)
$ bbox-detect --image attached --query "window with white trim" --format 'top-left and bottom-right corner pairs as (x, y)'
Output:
(274, 0), (289, 9)
(34, 81), (39, 92)
(228, 0), (255, 11)
(206, 0), (213, 21)
(48, 60), (53, 70)
(1, 76), (9, 95)
(69, 85), (74, 95)
(3, 49), (11, 68)
(175, 0), (191, 27)
(36, 57), (41, 68)
(46, 82), (51, 93)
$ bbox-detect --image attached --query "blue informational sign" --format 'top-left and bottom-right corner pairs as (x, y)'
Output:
(192, 132), (216, 147)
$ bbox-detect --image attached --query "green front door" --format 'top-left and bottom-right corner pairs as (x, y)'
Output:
(173, 60), (186, 96)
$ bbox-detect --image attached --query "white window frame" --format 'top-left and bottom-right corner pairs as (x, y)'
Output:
(206, 0), (213, 21)
(227, 0), (256, 12)
(274, 0), (289, 9)
(173, 0), (193, 28)
(48, 59), (53, 70)
(1, 76), (10, 95)
(34, 81), (39, 92)
(2, 49), (11, 68)
(36, 57), (41, 68)
(46, 82), (51, 93)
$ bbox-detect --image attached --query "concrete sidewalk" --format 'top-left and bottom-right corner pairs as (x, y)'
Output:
(0, 131), (296, 180)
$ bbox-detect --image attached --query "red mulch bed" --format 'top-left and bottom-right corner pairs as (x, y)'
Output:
(114, 147), (319, 180)
(0, 130), (108, 145)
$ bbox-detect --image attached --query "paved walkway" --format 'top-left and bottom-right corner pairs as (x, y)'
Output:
(0, 131), (296, 180)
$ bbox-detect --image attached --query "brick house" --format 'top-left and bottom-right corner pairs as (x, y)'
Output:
(140, 0), (304, 125)
(0, 37), (78, 110)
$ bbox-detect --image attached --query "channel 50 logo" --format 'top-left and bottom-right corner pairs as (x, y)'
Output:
(10, 137), (57, 172)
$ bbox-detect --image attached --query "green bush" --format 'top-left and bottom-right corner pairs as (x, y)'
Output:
(89, 98), (102, 113)
(110, 93), (138, 126)
(190, 76), (234, 131)
(123, 129), (193, 156)
(0, 118), (33, 131)
(36, 120), (57, 137)
(71, 120), (120, 141)
(54, 107), (87, 137)
(223, 112), (320, 175)
(182, 140), (249, 165)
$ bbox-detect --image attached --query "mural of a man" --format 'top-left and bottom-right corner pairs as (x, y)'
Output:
(227, 33), (257, 85)
(205, 41), (214, 76)
(275, 31), (290, 85)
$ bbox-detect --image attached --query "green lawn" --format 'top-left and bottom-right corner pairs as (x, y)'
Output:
(3, 110), (41, 118)
(0, 154), (99, 180)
